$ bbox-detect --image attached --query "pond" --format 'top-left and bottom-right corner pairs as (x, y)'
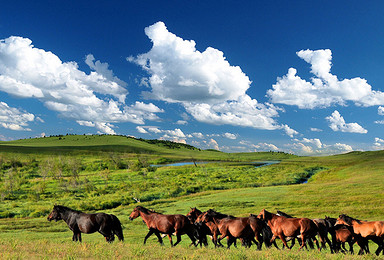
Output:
(152, 160), (281, 168)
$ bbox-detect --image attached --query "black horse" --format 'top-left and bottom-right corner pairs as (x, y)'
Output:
(47, 205), (124, 242)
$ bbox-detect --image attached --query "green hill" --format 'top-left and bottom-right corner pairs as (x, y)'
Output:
(1, 136), (384, 258)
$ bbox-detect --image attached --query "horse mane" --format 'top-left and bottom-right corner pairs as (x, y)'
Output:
(54, 205), (82, 214)
(276, 210), (294, 218)
(136, 206), (162, 214)
(206, 209), (235, 219)
(339, 214), (362, 224)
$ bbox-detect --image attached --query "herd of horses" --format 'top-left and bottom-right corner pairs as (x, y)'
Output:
(48, 205), (384, 255)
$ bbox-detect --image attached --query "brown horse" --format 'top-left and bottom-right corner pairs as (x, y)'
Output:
(195, 209), (226, 247)
(129, 206), (196, 247)
(200, 209), (263, 249)
(186, 207), (209, 247)
(333, 225), (365, 254)
(47, 205), (124, 242)
(336, 214), (384, 255)
(257, 209), (319, 250)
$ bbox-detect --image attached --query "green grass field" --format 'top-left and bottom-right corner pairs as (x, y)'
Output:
(1, 135), (384, 259)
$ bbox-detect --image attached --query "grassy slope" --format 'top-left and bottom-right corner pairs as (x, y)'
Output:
(1, 136), (384, 259)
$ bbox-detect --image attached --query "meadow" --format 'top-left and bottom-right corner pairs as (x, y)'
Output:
(1, 135), (384, 259)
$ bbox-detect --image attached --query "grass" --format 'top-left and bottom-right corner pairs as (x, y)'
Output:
(1, 135), (384, 258)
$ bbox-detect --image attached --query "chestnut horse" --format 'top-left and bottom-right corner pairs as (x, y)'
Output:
(333, 224), (369, 254)
(129, 206), (196, 247)
(47, 205), (124, 242)
(336, 214), (384, 255)
(257, 209), (319, 250)
(195, 209), (226, 247)
(200, 209), (263, 249)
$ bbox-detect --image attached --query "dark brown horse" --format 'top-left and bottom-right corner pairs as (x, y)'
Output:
(195, 209), (226, 247)
(129, 206), (196, 247)
(186, 207), (209, 247)
(257, 209), (319, 250)
(333, 225), (362, 254)
(336, 214), (384, 255)
(47, 205), (124, 242)
(200, 209), (263, 249)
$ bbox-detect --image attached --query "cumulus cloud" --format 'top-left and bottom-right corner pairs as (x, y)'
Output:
(130, 21), (287, 132)
(378, 106), (384, 115)
(0, 102), (35, 131)
(280, 124), (299, 137)
(326, 110), (367, 133)
(294, 138), (323, 149)
(136, 126), (148, 134)
(268, 49), (384, 109)
(373, 137), (384, 150)
(289, 138), (353, 155)
(0, 36), (163, 134)
(223, 132), (237, 140)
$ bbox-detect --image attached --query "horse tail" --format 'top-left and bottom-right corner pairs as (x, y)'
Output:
(110, 214), (124, 241)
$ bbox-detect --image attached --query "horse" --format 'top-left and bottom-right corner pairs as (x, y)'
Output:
(47, 205), (124, 242)
(186, 207), (209, 247)
(336, 214), (384, 255)
(199, 209), (262, 249)
(195, 209), (226, 247)
(129, 206), (196, 247)
(257, 209), (319, 250)
(275, 210), (316, 250)
(332, 224), (361, 254)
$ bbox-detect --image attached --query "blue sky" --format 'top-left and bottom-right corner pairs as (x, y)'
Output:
(1, 0), (384, 155)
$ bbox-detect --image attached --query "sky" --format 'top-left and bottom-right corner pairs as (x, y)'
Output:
(1, 0), (384, 155)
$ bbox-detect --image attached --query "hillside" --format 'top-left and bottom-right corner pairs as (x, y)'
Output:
(0, 134), (295, 161)
(1, 136), (384, 258)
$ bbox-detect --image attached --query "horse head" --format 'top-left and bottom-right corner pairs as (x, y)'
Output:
(335, 214), (355, 226)
(186, 207), (202, 222)
(129, 206), (143, 220)
(198, 211), (212, 223)
(257, 209), (272, 221)
(47, 205), (62, 222)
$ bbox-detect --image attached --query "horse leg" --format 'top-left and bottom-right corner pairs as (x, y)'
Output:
(143, 229), (155, 245)
(186, 230), (197, 247)
(289, 238), (295, 249)
(77, 233), (82, 242)
(279, 236), (291, 250)
(298, 234), (307, 250)
(172, 234), (182, 247)
(167, 234), (173, 247)
(153, 231), (164, 245)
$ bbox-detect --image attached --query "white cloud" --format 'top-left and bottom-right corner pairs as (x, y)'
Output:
(375, 120), (384, 124)
(332, 143), (353, 153)
(280, 124), (299, 137)
(378, 106), (384, 115)
(288, 138), (353, 155)
(176, 120), (188, 125)
(223, 132), (237, 140)
(132, 21), (251, 104)
(373, 137), (384, 150)
(0, 36), (163, 134)
(326, 110), (367, 133)
(192, 132), (205, 139)
(136, 126), (148, 134)
(268, 49), (384, 109)
(205, 138), (219, 150)
(294, 138), (323, 149)
(0, 102), (35, 131)
(310, 128), (323, 132)
(131, 21), (285, 132)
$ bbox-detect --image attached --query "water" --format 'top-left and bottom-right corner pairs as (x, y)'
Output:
(152, 160), (281, 168)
